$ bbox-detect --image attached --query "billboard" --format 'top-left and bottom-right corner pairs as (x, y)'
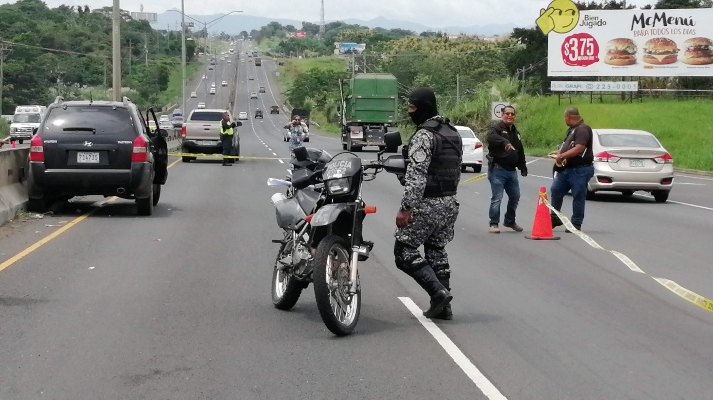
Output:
(335, 43), (366, 55)
(294, 31), (306, 38)
(542, 7), (713, 77)
(130, 12), (157, 23)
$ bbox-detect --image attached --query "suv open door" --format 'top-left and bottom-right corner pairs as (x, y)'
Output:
(142, 108), (169, 185)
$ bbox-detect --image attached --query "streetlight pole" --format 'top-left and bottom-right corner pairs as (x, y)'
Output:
(112, 0), (121, 101)
(181, 0), (186, 115)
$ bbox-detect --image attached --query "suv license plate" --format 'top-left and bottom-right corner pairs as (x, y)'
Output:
(77, 152), (100, 163)
(629, 159), (645, 167)
(201, 141), (215, 146)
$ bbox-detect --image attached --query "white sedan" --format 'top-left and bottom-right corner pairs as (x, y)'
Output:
(159, 120), (173, 130)
(221, 81), (228, 87)
(190, 92), (197, 98)
(197, 102), (206, 109)
(210, 88), (216, 95)
(455, 125), (483, 173)
(238, 112), (248, 120)
(250, 92), (258, 99)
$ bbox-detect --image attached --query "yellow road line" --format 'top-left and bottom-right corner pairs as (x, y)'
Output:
(0, 157), (181, 273)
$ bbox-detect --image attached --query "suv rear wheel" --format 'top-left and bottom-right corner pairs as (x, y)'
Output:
(152, 184), (161, 206)
(27, 197), (46, 213)
(136, 187), (154, 216)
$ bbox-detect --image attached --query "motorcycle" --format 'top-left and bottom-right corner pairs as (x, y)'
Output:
(267, 131), (405, 336)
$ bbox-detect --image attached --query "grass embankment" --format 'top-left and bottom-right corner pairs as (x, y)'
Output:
(159, 61), (201, 107)
(276, 57), (346, 135)
(0, 119), (8, 138)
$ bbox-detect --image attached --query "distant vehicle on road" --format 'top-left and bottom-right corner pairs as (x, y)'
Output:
(238, 112), (248, 120)
(455, 125), (483, 173)
(270, 106), (280, 114)
(583, 129), (674, 202)
(254, 109), (263, 119)
(171, 115), (184, 128)
(10, 105), (46, 144)
(259, 86), (266, 93)
(339, 73), (399, 152)
(210, 88), (216, 95)
(222, 81), (228, 87)
(209, 66), (214, 70)
(180, 108), (241, 163)
(26, 96), (169, 215)
(250, 92), (258, 99)
(191, 92), (197, 98)
(197, 102), (206, 109)
(249, 76), (254, 80)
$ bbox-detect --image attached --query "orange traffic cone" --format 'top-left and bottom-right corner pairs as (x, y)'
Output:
(525, 186), (561, 240)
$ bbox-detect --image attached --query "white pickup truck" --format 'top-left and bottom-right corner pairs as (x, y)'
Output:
(180, 109), (241, 163)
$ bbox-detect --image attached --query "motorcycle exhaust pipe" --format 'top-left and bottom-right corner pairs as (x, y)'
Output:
(117, 187), (126, 194)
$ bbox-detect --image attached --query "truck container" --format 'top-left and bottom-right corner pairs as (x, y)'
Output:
(339, 73), (399, 152)
(254, 57), (262, 66)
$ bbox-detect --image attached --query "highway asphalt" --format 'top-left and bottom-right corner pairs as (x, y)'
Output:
(0, 41), (712, 399)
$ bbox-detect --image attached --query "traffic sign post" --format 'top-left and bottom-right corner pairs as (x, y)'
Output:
(491, 101), (511, 121)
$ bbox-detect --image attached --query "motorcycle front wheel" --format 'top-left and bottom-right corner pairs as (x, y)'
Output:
(272, 233), (305, 310)
(312, 234), (361, 336)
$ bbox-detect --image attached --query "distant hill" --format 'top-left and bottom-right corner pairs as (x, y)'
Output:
(152, 12), (516, 36)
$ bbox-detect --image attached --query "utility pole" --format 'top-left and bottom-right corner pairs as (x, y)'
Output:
(144, 32), (148, 66)
(103, 58), (107, 88)
(0, 39), (10, 114)
(456, 74), (460, 105)
(180, 0), (186, 116)
(112, 0), (121, 101)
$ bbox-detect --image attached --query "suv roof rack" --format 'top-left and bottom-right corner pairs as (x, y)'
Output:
(53, 96), (65, 104)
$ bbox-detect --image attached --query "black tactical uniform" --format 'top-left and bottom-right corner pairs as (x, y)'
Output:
(394, 88), (462, 320)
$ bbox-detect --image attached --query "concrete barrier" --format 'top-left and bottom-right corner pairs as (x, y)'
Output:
(0, 138), (182, 226)
(0, 147), (29, 224)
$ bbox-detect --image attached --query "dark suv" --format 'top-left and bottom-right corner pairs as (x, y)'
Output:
(27, 97), (169, 216)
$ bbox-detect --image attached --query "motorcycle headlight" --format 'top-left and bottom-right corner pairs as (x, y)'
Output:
(326, 177), (350, 195)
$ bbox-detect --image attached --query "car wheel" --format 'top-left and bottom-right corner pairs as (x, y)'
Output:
(136, 188), (154, 216)
(653, 190), (669, 203)
(473, 165), (482, 173)
(182, 156), (194, 163)
(152, 184), (161, 206)
(18, 139), (24, 144)
(304, 138), (309, 142)
(27, 197), (46, 213)
(621, 190), (634, 196)
(461, 165), (467, 172)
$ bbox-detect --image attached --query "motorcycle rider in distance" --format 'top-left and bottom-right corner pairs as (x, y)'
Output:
(284, 116), (307, 155)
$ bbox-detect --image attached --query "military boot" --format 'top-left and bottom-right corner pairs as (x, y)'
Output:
(411, 267), (452, 318)
(432, 277), (453, 320)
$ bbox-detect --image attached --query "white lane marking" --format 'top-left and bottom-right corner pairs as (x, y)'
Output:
(676, 182), (705, 186)
(399, 297), (507, 400)
(634, 194), (713, 211)
(675, 174), (713, 181)
(529, 174), (713, 211)
(279, 159), (284, 164)
(526, 157), (543, 165)
(272, 152), (277, 156)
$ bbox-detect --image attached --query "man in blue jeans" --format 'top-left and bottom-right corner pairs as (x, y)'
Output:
(550, 107), (595, 232)
(486, 105), (528, 233)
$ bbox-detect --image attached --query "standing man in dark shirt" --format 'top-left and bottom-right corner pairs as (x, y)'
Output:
(550, 107), (595, 231)
(486, 106), (527, 233)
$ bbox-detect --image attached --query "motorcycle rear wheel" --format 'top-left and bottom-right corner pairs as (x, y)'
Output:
(272, 234), (305, 310)
(313, 234), (361, 336)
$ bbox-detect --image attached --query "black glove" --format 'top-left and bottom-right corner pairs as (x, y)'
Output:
(521, 167), (528, 177)
(396, 173), (406, 186)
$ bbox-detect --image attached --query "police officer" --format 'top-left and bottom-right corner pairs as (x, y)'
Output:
(394, 87), (462, 320)
(220, 112), (238, 166)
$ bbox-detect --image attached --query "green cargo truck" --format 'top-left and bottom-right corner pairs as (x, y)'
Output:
(339, 73), (399, 152)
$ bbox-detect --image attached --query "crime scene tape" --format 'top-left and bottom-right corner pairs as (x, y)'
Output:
(167, 152), (289, 160)
(542, 195), (713, 314)
(463, 173), (487, 184)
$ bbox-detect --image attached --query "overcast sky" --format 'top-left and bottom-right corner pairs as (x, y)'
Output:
(2, 0), (654, 28)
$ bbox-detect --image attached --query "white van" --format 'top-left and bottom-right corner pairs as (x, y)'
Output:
(10, 105), (46, 143)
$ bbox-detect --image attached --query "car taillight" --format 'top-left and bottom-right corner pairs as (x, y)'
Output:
(30, 135), (44, 162)
(474, 142), (483, 150)
(181, 126), (186, 138)
(593, 151), (621, 163)
(132, 136), (148, 162)
(654, 153), (673, 164)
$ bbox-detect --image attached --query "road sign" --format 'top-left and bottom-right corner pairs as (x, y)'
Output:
(550, 81), (639, 92)
(491, 102), (511, 121)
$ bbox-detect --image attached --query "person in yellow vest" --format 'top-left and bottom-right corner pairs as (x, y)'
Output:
(220, 113), (238, 166)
